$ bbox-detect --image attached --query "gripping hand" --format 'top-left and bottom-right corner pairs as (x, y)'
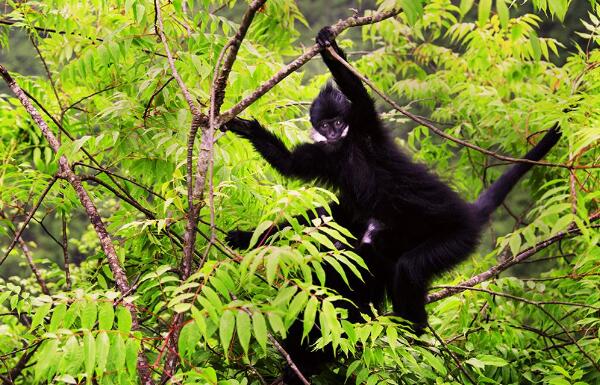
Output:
(316, 26), (336, 49)
(222, 117), (259, 138)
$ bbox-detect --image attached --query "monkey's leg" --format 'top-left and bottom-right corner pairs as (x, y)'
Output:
(391, 232), (477, 333)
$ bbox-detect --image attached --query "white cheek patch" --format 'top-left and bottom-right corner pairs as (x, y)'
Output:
(340, 125), (349, 138)
(311, 129), (328, 143)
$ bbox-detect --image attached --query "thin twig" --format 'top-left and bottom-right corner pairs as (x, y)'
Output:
(17, 238), (50, 295)
(0, 342), (41, 385)
(143, 76), (175, 122)
(62, 212), (72, 290)
(438, 285), (600, 372)
(1, 176), (57, 266)
(428, 325), (476, 384)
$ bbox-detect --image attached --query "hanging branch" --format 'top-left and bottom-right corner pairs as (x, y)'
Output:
(0, 65), (156, 385)
(153, 0), (205, 220)
(324, 47), (600, 170)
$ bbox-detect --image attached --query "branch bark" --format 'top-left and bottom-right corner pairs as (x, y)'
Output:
(0, 65), (155, 385)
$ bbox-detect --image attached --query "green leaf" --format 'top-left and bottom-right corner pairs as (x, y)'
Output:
(125, 337), (141, 375)
(548, 0), (569, 20)
(460, 0), (474, 16)
(249, 220), (274, 248)
(31, 302), (52, 330)
(286, 291), (308, 325)
(421, 349), (447, 375)
(252, 311), (268, 352)
(98, 301), (114, 330)
(179, 321), (200, 358)
(268, 312), (286, 337)
(303, 297), (318, 339)
(310, 231), (337, 250)
(95, 331), (110, 377)
(83, 330), (96, 380)
(236, 310), (252, 355)
(265, 251), (280, 284)
(117, 306), (133, 334)
(530, 31), (541, 61)
(509, 233), (521, 256)
(81, 300), (97, 330)
(109, 333), (126, 372)
(478, 0), (492, 26)
(476, 354), (509, 367)
(34, 339), (59, 382)
(219, 310), (235, 356)
(497, 0), (509, 29)
(400, 0), (423, 26)
(59, 335), (82, 375)
(48, 303), (67, 332)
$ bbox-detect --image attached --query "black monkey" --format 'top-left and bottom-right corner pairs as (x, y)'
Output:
(225, 27), (561, 383)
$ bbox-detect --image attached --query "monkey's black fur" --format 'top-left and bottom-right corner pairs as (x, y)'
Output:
(225, 27), (562, 384)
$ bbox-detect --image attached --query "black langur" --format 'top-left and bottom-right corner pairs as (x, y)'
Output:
(224, 27), (561, 383)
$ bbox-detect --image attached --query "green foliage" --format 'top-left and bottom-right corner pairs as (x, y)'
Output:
(0, 0), (599, 384)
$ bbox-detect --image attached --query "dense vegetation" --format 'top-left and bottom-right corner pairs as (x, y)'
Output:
(0, 1), (598, 384)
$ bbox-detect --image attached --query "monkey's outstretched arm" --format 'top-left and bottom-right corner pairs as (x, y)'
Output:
(224, 117), (328, 180)
(316, 27), (377, 120)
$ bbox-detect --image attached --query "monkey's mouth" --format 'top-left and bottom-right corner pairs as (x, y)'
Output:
(311, 125), (348, 143)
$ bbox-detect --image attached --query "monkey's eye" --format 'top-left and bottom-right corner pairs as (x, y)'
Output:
(322, 122), (329, 129)
(334, 119), (343, 127)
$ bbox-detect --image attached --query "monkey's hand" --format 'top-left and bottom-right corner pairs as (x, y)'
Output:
(222, 117), (259, 138)
(316, 26), (336, 49)
(225, 229), (253, 250)
(316, 26), (346, 61)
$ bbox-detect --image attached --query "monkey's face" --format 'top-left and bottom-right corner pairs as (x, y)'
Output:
(309, 83), (351, 144)
(311, 117), (348, 143)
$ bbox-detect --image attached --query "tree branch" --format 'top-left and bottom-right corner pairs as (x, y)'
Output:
(212, 0), (266, 113)
(426, 221), (599, 303)
(217, 8), (402, 125)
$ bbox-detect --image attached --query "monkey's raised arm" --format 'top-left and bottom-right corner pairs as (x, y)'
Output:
(316, 27), (377, 120)
(225, 117), (328, 180)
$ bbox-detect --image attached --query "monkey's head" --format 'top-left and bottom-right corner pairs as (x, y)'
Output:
(309, 82), (350, 144)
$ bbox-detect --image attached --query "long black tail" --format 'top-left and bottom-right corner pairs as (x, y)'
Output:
(474, 124), (561, 218)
